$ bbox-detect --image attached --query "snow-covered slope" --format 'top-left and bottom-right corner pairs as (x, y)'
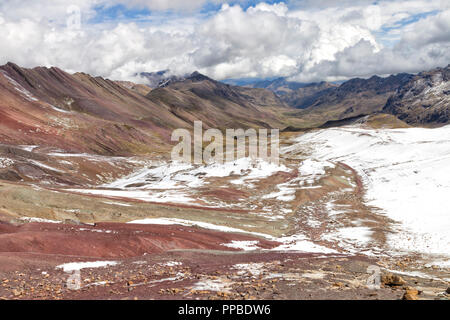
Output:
(70, 158), (289, 205)
(288, 125), (450, 258)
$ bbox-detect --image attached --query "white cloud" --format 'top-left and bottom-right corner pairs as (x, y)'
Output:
(401, 9), (450, 47)
(293, 8), (450, 82)
(0, 0), (98, 23)
(0, 0), (448, 82)
(190, 3), (320, 79)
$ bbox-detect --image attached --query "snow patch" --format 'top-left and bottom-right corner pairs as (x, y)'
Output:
(191, 278), (232, 292)
(273, 234), (337, 254)
(20, 217), (61, 224)
(322, 227), (373, 253)
(425, 260), (450, 269)
(0, 157), (14, 168)
(222, 240), (260, 251)
(1, 71), (38, 102)
(49, 104), (71, 114)
(102, 201), (132, 207)
(18, 145), (39, 152)
(56, 261), (118, 272)
(29, 160), (65, 173)
(161, 261), (182, 267)
(233, 263), (266, 277)
(289, 125), (450, 258)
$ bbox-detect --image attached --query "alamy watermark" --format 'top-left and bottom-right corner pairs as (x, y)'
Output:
(66, 270), (81, 290)
(67, 5), (81, 30)
(171, 121), (280, 165)
(366, 265), (381, 290)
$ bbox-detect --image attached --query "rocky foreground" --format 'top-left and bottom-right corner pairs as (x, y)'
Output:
(0, 218), (448, 300)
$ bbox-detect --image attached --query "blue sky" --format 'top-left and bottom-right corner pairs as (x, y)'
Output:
(90, 1), (285, 24)
(375, 9), (441, 47)
(379, 9), (440, 33)
(90, 4), (151, 23)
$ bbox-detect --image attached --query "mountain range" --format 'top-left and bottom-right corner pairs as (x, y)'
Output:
(1, 62), (449, 301)
(243, 66), (450, 127)
(0, 63), (290, 156)
(0, 62), (449, 156)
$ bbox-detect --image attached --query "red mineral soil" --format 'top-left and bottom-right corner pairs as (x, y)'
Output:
(0, 221), (278, 262)
(0, 224), (436, 301)
(0, 220), (279, 271)
(0, 62), (179, 155)
(0, 219), (447, 300)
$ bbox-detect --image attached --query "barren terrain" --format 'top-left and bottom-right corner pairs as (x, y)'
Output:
(0, 123), (449, 300)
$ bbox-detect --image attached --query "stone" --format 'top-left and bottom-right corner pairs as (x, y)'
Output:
(404, 287), (419, 296)
(402, 293), (419, 300)
(12, 289), (22, 297)
(382, 274), (406, 286)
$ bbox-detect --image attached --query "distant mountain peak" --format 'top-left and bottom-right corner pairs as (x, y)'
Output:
(187, 71), (212, 82)
(5, 61), (19, 67)
(137, 70), (213, 88)
(137, 70), (179, 88)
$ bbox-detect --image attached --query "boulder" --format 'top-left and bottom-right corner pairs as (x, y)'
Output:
(382, 274), (406, 286)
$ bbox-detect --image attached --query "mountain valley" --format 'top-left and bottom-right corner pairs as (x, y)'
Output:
(0, 62), (449, 300)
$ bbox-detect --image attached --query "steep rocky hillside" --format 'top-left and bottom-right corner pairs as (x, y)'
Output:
(0, 63), (290, 156)
(251, 77), (310, 94)
(0, 62), (192, 156)
(138, 70), (185, 88)
(284, 73), (414, 128)
(248, 73), (418, 128)
(145, 72), (289, 129)
(383, 65), (450, 125)
(114, 80), (152, 96)
(248, 77), (338, 109)
(281, 82), (338, 109)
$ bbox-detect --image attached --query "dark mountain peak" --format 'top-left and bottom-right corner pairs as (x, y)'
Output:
(1, 63), (62, 76)
(0, 62), (40, 90)
(138, 70), (180, 88)
(5, 61), (20, 68)
(139, 70), (169, 77)
(187, 71), (212, 82)
(338, 77), (366, 90)
(1, 62), (24, 74)
(32, 65), (68, 79)
(306, 81), (335, 88)
(338, 72), (414, 94)
(388, 73), (413, 81)
(143, 71), (212, 89)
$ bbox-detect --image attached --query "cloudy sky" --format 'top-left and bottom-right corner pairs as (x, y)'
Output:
(0, 0), (449, 83)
